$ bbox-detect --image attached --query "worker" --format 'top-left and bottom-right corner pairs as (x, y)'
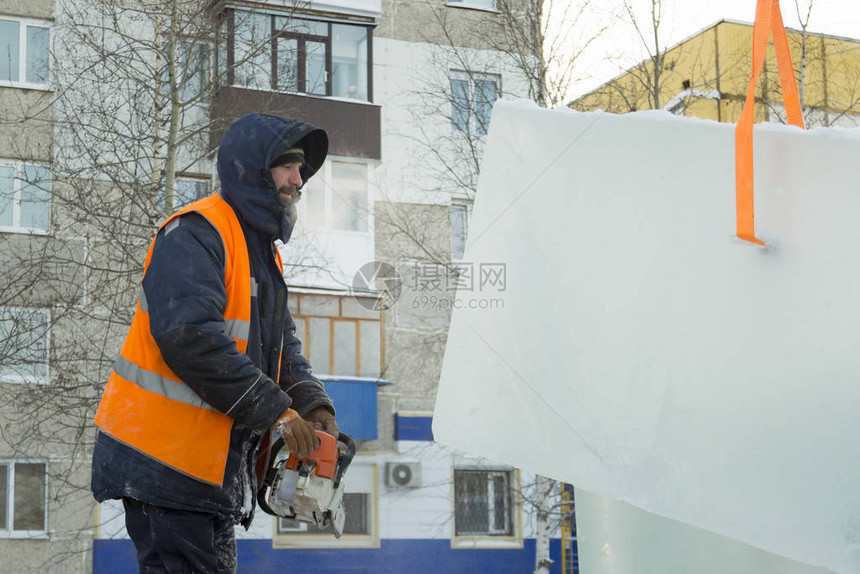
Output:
(90, 113), (338, 572)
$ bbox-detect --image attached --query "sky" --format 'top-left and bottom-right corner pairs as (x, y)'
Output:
(568, 0), (860, 98)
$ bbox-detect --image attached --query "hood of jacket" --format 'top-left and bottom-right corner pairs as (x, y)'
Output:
(217, 113), (328, 242)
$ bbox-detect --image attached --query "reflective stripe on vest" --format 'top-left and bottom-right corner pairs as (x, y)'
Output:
(112, 355), (217, 413)
(95, 193), (265, 487)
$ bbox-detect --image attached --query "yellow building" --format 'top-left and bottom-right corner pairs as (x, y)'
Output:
(571, 19), (860, 128)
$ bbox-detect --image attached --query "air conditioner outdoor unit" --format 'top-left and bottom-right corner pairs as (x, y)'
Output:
(386, 462), (421, 488)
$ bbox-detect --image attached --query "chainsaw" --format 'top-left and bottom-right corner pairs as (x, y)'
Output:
(258, 430), (356, 538)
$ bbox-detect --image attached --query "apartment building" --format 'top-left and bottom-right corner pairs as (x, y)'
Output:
(0, 0), (570, 571)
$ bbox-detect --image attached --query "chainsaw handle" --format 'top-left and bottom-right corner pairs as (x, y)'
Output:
(257, 432), (356, 519)
(333, 432), (356, 489)
(257, 435), (284, 517)
(268, 436), (286, 460)
(257, 483), (278, 517)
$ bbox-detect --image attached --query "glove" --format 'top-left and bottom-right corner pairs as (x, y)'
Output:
(273, 408), (319, 458)
(304, 406), (339, 438)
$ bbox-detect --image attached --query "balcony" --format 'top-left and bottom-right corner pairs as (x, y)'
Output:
(257, 0), (383, 20)
(319, 375), (393, 440)
(210, 86), (381, 160)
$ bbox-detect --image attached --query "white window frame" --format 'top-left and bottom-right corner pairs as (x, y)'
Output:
(450, 71), (500, 136)
(0, 16), (51, 90)
(0, 306), (51, 385)
(452, 466), (522, 547)
(161, 37), (212, 105)
(450, 201), (471, 261)
(178, 38), (211, 104)
(302, 158), (372, 235)
(0, 159), (51, 235)
(157, 175), (211, 213)
(176, 175), (212, 205)
(169, 174), (212, 211)
(225, 9), (373, 102)
(292, 293), (383, 378)
(230, 9), (273, 91)
(445, 0), (497, 12)
(0, 459), (48, 539)
(273, 461), (379, 548)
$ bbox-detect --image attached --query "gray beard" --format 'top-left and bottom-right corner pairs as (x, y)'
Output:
(277, 188), (299, 243)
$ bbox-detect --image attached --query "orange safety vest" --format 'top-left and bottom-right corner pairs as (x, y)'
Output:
(95, 193), (281, 487)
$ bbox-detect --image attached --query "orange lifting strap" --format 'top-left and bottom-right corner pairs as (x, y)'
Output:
(735, 0), (805, 245)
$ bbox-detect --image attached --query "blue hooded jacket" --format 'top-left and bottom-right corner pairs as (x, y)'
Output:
(91, 114), (333, 525)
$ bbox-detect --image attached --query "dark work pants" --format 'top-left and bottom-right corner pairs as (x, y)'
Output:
(122, 498), (237, 574)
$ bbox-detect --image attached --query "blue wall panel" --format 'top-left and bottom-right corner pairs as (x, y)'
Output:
(322, 380), (377, 439)
(394, 414), (434, 441)
(93, 539), (140, 573)
(95, 538), (563, 573)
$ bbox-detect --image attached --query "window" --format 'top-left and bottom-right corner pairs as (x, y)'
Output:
(233, 11), (271, 90)
(447, 0), (496, 9)
(273, 16), (328, 96)
(0, 18), (50, 88)
(160, 39), (210, 103)
(175, 176), (210, 209)
(176, 176), (210, 206)
(450, 203), (470, 261)
(0, 307), (50, 384)
(157, 176), (210, 212)
(303, 160), (369, 233)
(0, 161), (51, 233)
(454, 469), (513, 536)
(291, 294), (381, 377)
(223, 9), (372, 101)
(0, 461), (47, 536)
(451, 72), (500, 135)
(275, 462), (377, 547)
(177, 40), (210, 102)
(331, 24), (368, 100)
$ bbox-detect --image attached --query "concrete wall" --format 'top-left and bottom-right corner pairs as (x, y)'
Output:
(373, 33), (532, 204)
(0, 5), (92, 567)
(0, 3), (140, 571)
(377, 0), (533, 52)
(0, 441), (95, 574)
(0, 0), (54, 19)
(0, 90), (52, 161)
(370, 201), (450, 451)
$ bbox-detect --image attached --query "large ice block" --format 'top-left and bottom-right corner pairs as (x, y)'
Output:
(576, 489), (836, 574)
(432, 100), (860, 573)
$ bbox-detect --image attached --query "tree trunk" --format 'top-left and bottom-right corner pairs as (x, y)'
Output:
(163, 0), (181, 212)
(534, 474), (555, 574)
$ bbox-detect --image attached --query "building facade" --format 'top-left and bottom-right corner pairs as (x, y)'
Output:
(0, 0), (570, 571)
(571, 19), (860, 129)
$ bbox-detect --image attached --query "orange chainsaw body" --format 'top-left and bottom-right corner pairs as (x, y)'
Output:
(285, 431), (338, 480)
(259, 430), (356, 538)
